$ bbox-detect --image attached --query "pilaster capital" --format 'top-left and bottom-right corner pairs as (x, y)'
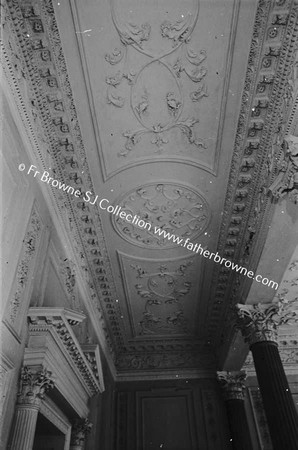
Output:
(70, 418), (92, 448)
(217, 371), (247, 401)
(235, 301), (298, 346)
(17, 366), (55, 408)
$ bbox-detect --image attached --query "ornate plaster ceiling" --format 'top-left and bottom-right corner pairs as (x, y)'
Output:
(2, 0), (298, 378)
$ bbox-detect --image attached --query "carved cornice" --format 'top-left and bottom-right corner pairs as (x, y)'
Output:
(27, 307), (104, 395)
(81, 344), (105, 391)
(217, 370), (247, 401)
(235, 300), (298, 345)
(208, 0), (298, 344)
(17, 366), (54, 408)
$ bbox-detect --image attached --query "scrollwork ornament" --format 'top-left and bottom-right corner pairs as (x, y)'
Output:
(235, 300), (298, 345)
(160, 13), (193, 46)
(217, 371), (247, 401)
(111, 0), (151, 50)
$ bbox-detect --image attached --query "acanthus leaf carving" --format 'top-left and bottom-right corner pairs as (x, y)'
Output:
(17, 366), (55, 407)
(113, 182), (210, 248)
(160, 14), (193, 46)
(107, 87), (125, 108)
(118, 22), (151, 48)
(119, 116), (205, 156)
(104, 47), (124, 65)
(105, 1), (208, 157)
(105, 70), (123, 87)
(166, 92), (181, 117)
(190, 82), (209, 102)
(235, 300), (298, 345)
(130, 262), (193, 335)
(70, 418), (92, 446)
(217, 370), (247, 401)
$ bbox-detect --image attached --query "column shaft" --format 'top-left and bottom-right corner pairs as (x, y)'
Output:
(9, 405), (39, 450)
(251, 340), (298, 450)
(225, 399), (253, 450)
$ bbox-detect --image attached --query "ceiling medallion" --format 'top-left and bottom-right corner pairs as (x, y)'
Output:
(112, 182), (210, 248)
(105, 0), (207, 156)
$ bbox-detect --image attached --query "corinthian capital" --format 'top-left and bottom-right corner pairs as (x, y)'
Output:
(17, 366), (55, 407)
(70, 418), (92, 447)
(217, 371), (247, 401)
(235, 300), (298, 345)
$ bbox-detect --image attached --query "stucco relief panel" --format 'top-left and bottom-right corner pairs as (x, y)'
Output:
(112, 182), (210, 248)
(118, 251), (201, 338)
(72, 0), (238, 177)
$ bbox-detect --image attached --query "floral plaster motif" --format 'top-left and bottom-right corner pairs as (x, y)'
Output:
(113, 183), (210, 248)
(118, 252), (199, 337)
(131, 262), (192, 335)
(105, 0), (208, 156)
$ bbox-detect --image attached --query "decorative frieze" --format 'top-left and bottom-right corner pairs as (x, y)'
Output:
(116, 350), (215, 371)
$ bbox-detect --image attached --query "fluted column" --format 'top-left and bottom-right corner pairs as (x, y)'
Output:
(8, 366), (55, 450)
(236, 301), (298, 450)
(217, 371), (253, 450)
(70, 418), (92, 450)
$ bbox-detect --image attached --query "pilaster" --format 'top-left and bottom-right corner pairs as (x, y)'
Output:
(217, 371), (253, 450)
(8, 366), (54, 450)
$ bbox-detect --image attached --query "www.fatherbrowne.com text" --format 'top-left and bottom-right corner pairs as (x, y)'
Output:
(21, 164), (279, 291)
